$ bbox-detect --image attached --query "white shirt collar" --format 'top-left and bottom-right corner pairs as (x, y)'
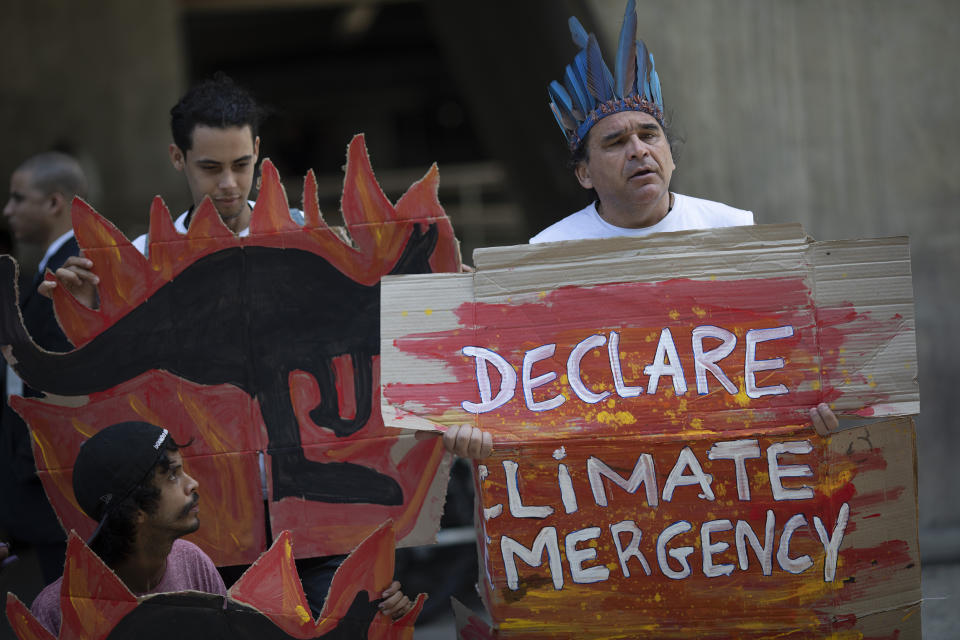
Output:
(38, 230), (75, 274)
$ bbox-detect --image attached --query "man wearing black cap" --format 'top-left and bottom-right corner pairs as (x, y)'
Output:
(29, 421), (226, 635)
(28, 421), (416, 635)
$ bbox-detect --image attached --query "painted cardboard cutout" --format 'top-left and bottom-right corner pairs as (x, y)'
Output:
(380, 225), (921, 638)
(5, 522), (424, 640)
(0, 135), (459, 564)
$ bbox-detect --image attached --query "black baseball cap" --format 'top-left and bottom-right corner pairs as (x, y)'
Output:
(72, 421), (171, 536)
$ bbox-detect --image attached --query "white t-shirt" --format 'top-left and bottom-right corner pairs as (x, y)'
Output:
(529, 193), (754, 244)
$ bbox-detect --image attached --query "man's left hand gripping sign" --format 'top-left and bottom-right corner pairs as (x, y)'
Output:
(0, 135), (461, 564)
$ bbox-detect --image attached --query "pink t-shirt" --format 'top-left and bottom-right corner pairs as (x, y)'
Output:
(31, 539), (226, 635)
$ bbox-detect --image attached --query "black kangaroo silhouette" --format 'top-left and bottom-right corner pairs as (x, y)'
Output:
(0, 223), (438, 506)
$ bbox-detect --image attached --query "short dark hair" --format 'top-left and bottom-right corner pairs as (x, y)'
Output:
(170, 72), (263, 152)
(17, 151), (87, 201)
(567, 113), (682, 170)
(89, 435), (190, 566)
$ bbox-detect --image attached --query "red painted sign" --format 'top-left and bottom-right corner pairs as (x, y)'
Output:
(380, 228), (921, 637)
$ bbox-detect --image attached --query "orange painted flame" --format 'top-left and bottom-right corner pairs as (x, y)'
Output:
(5, 532), (138, 640)
(4, 596), (56, 640)
(52, 134), (459, 347)
(5, 524), (422, 640)
(21, 132), (459, 563)
(230, 522), (423, 640)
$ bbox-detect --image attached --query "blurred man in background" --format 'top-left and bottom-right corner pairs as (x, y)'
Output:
(1, 151), (87, 584)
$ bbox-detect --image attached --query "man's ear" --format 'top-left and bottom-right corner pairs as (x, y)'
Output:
(253, 135), (261, 160)
(169, 144), (185, 171)
(48, 191), (66, 215)
(574, 161), (593, 190)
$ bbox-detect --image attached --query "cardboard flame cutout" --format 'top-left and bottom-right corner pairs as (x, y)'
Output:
(5, 523), (424, 640)
(0, 135), (460, 563)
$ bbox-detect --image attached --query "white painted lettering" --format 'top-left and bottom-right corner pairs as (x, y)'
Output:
(644, 328), (688, 396)
(657, 521), (694, 580)
(768, 441), (814, 501)
(565, 527), (609, 584)
(692, 325), (738, 395)
(461, 346), (516, 413)
(813, 502), (850, 582)
(587, 454), (658, 508)
(744, 326), (794, 398)
(557, 463), (579, 514)
(610, 520), (651, 578)
(707, 439), (761, 501)
(522, 344), (565, 411)
(777, 513), (814, 574)
(701, 519), (734, 578)
(567, 334), (611, 404)
(501, 527), (564, 590)
(662, 447), (715, 502)
(478, 464), (503, 520)
(735, 510), (775, 576)
(607, 330), (642, 398)
(503, 460), (554, 518)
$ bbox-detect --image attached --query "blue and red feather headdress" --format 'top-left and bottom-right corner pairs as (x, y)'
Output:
(548, 0), (664, 151)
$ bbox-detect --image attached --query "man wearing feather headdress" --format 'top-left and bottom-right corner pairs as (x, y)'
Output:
(533, 0), (838, 436)
(532, 0), (753, 244)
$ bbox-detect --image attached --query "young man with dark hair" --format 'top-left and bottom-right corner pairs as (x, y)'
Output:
(148, 72), (290, 246)
(29, 421), (226, 635)
(2, 151), (88, 584)
(44, 73), (301, 289)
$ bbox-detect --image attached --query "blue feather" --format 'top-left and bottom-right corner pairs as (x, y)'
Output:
(604, 67), (615, 102)
(585, 34), (614, 102)
(563, 65), (593, 120)
(615, 0), (637, 98)
(548, 102), (569, 136)
(568, 16), (589, 49)
(635, 40), (649, 100)
(649, 52), (662, 107)
(563, 72), (587, 122)
(548, 81), (579, 131)
(571, 50), (595, 110)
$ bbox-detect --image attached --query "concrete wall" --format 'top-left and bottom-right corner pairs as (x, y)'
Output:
(587, 0), (960, 547)
(0, 0), (185, 268)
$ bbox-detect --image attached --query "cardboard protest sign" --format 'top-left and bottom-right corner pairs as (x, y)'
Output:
(380, 225), (921, 638)
(5, 523), (424, 640)
(0, 135), (459, 565)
